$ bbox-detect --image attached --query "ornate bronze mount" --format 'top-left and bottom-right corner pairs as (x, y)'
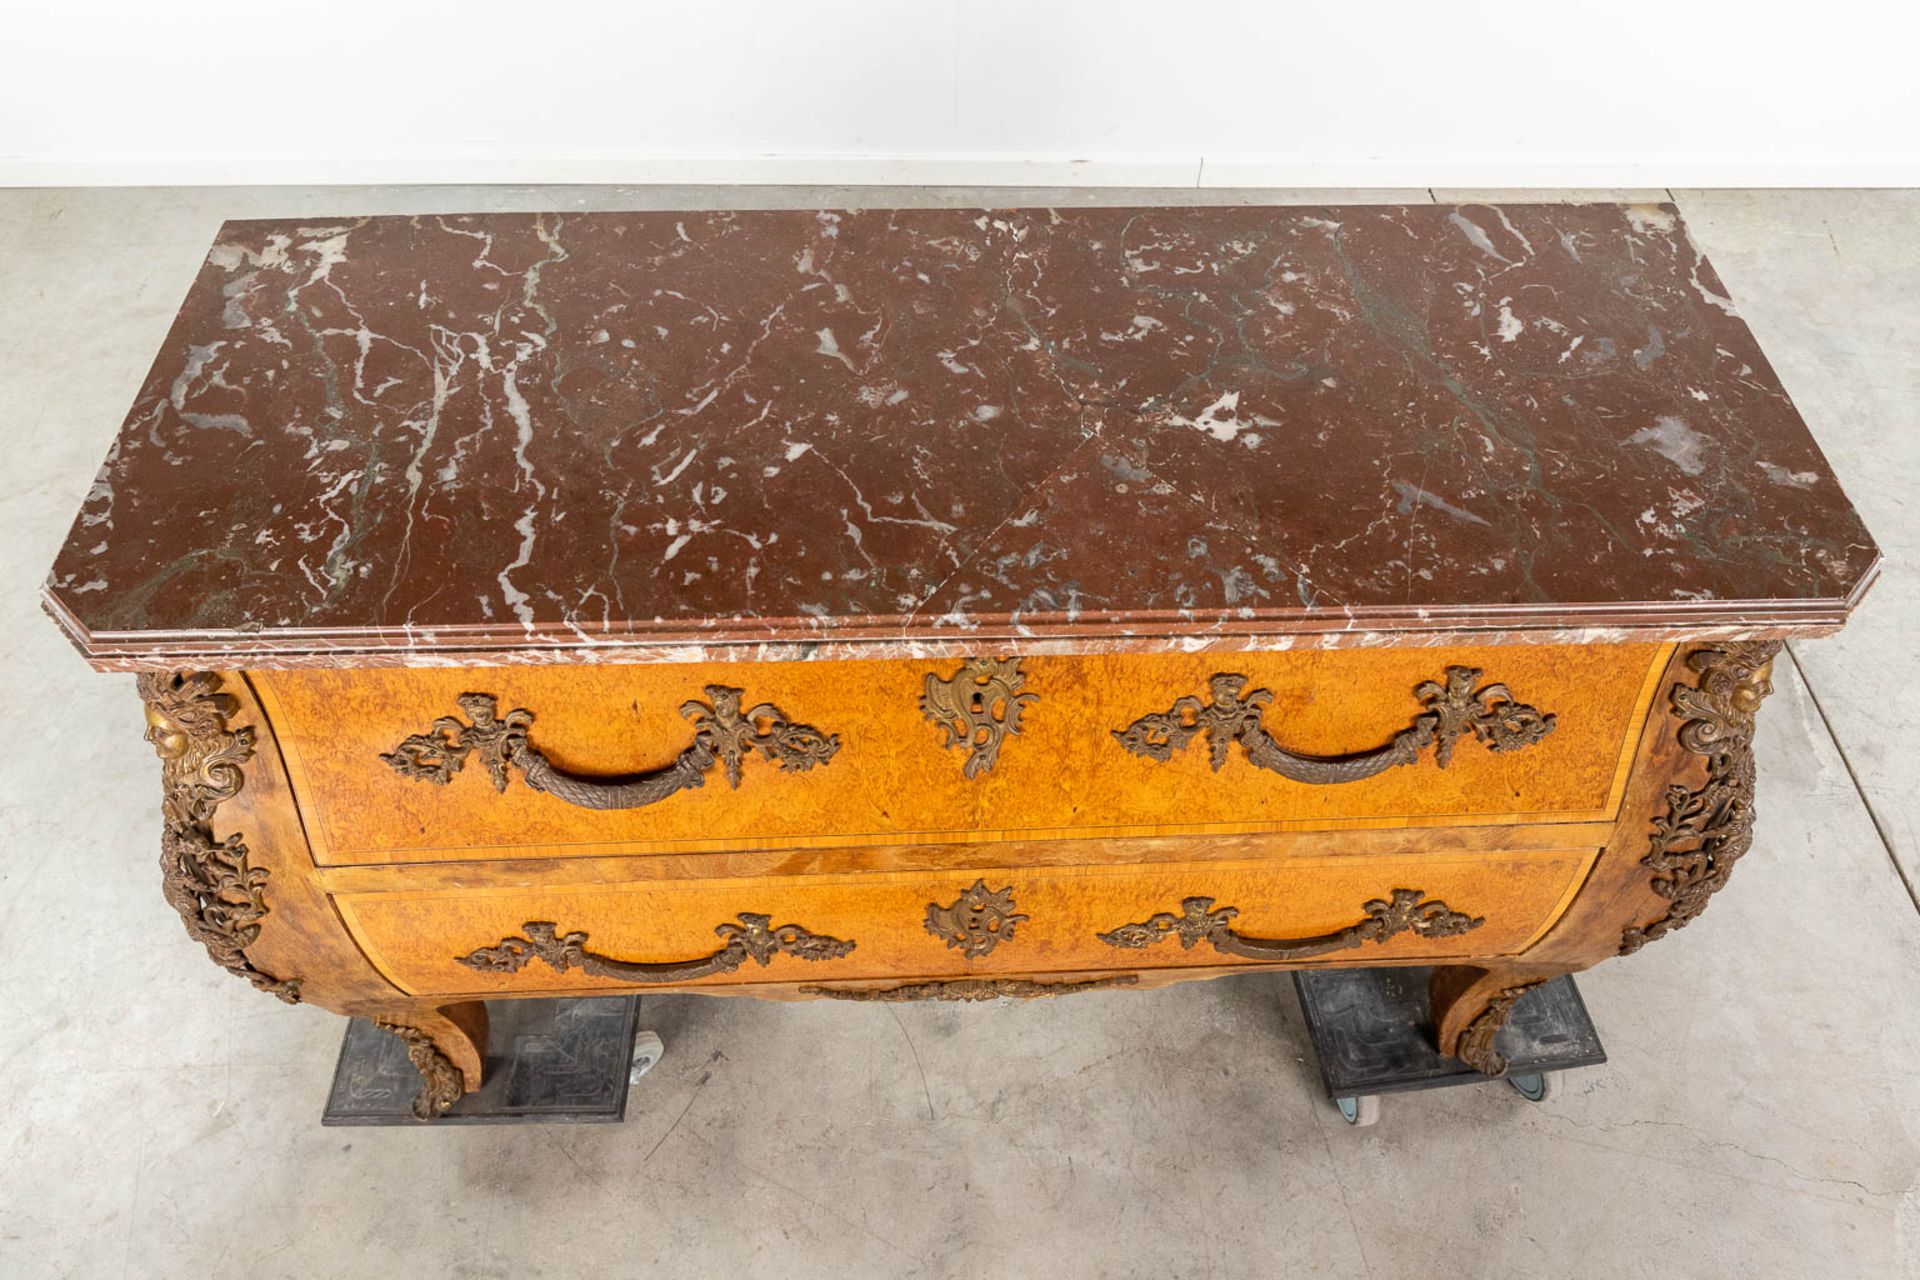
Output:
(458, 915), (855, 985)
(1620, 641), (1782, 955)
(924, 879), (1028, 958)
(1451, 981), (1546, 1076)
(1113, 666), (1555, 785)
(920, 657), (1038, 778)
(1097, 889), (1482, 961)
(374, 1021), (464, 1120)
(801, 976), (1138, 1002)
(137, 671), (300, 1003)
(381, 685), (840, 811)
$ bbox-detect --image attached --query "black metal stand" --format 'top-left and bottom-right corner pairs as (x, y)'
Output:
(323, 996), (642, 1126)
(1292, 967), (1606, 1126)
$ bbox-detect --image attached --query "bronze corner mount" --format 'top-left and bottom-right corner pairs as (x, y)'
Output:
(138, 671), (300, 1004)
(1620, 640), (1782, 956)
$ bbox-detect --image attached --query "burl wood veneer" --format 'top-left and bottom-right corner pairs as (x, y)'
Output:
(46, 205), (1877, 1119)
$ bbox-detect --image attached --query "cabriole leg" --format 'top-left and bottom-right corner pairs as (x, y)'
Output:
(370, 1002), (489, 1120)
(1430, 965), (1561, 1076)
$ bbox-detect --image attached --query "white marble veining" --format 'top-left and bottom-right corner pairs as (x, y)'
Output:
(40, 198), (1877, 669)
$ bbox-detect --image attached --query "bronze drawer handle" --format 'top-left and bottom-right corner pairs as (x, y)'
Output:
(1112, 666), (1554, 785)
(457, 916), (856, 984)
(1096, 889), (1482, 961)
(381, 685), (839, 810)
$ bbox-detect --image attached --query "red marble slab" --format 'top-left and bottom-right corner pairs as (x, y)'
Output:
(43, 204), (1879, 670)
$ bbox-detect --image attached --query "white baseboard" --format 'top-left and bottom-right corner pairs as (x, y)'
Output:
(3, 150), (1918, 189)
(0, 150), (1200, 189)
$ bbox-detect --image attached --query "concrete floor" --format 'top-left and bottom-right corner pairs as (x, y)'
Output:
(1, 185), (1916, 1279)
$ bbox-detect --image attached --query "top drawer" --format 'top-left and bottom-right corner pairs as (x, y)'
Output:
(254, 644), (1666, 866)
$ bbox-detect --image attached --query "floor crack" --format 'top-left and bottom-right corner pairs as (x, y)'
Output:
(1783, 642), (1919, 916)
(642, 1049), (723, 1165)
(888, 1005), (937, 1121)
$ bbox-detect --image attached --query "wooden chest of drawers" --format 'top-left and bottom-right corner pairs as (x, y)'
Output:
(257, 643), (1653, 995)
(45, 204), (1877, 1118)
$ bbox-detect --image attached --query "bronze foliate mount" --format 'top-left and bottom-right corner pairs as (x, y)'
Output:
(1097, 889), (1483, 962)
(374, 1021), (465, 1120)
(458, 915), (855, 985)
(137, 671), (300, 1003)
(920, 657), (1038, 778)
(1620, 640), (1782, 955)
(800, 976), (1139, 1002)
(382, 684), (840, 812)
(1450, 981), (1547, 1077)
(1113, 666), (1555, 786)
(924, 879), (1029, 958)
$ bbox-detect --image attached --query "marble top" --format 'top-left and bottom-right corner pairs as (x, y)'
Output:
(44, 204), (1878, 669)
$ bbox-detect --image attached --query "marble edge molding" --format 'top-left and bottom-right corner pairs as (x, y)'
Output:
(41, 559), (1876, 672)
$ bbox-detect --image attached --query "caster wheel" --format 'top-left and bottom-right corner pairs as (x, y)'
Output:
(1507, 1072), (1555, 1103)
(1335, 1095), (1380, 1127)
(630, 1030), (665, 1083)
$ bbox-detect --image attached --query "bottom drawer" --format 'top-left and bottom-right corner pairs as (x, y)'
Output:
(336, 848), (1598, 998)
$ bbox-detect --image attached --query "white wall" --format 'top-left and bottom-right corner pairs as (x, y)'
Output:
(4, 0), (1917, 187)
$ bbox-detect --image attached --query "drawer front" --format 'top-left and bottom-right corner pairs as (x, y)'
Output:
(257, 644), (1664, 866)
(334, 847), (1598, 997)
